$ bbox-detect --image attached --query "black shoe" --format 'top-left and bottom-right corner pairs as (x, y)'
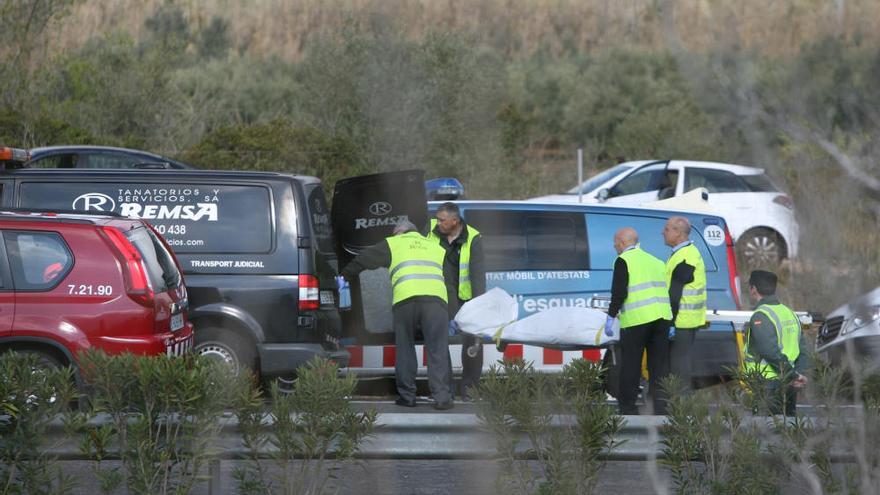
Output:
(395, 398), (416, 408)
(433, 401), (454, 411)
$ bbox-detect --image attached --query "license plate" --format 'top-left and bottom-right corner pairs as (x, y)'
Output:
(170, 313), (184, 332)
(320, 290), (335, 305)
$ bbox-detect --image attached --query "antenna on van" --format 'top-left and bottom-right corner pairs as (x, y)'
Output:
(577, 148), (584, 203)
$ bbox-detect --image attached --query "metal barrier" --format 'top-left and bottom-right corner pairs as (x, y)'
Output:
(30, 409), (861, 494)
(39, 409), (857, 461)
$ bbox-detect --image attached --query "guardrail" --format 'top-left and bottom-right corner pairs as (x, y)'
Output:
(33, 408), (862, 494)
(40, 408), (859, 461)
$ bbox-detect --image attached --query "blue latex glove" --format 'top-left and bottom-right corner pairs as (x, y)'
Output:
(335, 275), (351, 310)
(448, 319), (460, 337)
(604, 316), (616, 337)
(668, 326), (676, 340)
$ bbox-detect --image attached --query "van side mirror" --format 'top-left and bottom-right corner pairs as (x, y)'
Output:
(596, 188), (610, 202)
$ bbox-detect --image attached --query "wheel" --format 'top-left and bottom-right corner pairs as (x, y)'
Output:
(19, 349), (64, 371)
(735, 228), (786, 270)
(193, 327), (257, 373)
(16, 349), (69, 408)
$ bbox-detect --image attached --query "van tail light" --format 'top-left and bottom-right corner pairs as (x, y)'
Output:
(724, 224), (742, 310)
(298, 274), (320, 311)
(773, 195), (794, 210)
(100, 226), (154, 306)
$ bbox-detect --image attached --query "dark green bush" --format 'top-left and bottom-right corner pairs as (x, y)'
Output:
(475, 358), (623, 495)
(233, 356), (377, 495)
(0, 350), (78, 494)
(68, 350), (251, 494)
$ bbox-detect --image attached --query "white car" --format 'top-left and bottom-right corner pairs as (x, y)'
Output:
(816, 287), (880, 372)
(529, 160), (799, 268)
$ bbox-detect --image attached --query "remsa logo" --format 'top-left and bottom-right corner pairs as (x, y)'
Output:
(72, 193), (116, 212)
(369, 201), (392, 216)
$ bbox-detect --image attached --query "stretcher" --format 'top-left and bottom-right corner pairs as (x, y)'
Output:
(454, 289), (815, 368)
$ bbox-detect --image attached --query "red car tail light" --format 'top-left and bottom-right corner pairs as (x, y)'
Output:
(100, 226), (153, 306)
(298, 274), (320, 311)
(724, 224), (742, 310)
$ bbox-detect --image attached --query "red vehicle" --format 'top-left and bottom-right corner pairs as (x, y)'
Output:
(0, 209), (193, 373)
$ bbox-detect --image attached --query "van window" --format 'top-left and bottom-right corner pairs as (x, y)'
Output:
(4, 231), (72, 290)
(305, 184), (334, 254)
(18, 182), (273, 254)
(126, 227), (182, 291)
(464, 210), (589, 271)
(586, 214), (718, 271)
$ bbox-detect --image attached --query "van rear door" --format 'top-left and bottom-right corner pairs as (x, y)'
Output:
(331, 170), (428, 341)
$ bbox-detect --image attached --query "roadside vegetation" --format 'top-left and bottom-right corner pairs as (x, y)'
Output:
(0, 350), (377, 495)
(2, 0), (879, 312)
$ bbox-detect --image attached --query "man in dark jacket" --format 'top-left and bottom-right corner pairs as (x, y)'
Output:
(743, 270), (809, 416)
(427, 202), (486, 401)
(606, 227), (673, 415)
(662, 216), (707, 391)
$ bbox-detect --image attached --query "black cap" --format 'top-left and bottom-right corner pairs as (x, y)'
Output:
(748, 270), (777, 295)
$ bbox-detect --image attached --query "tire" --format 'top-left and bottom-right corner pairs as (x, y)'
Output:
(17, 349), (69, 408)
(193, 327), (257, 374)
(20, 349), (64, 371)
(735, 228), (786, 270)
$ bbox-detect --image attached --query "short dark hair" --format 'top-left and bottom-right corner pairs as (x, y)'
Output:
(748, 270), (777, 296)
(436, 202), (460, 220)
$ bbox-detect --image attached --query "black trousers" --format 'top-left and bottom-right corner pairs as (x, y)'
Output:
(669, 327), (698, 391)
(765, 379), (798, 416)
(446, 296), (484, 398)
(618, 318), (671, 415)
(393, 299), (452, 404)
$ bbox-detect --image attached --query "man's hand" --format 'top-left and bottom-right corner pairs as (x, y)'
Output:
(604, 316), (616, 337)
(448, 320), (461, 337)
(668, 326), (676, 340)
(792, 373), (809, 389)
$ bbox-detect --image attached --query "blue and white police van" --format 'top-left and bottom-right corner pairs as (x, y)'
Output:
(332, 172), (743, 388)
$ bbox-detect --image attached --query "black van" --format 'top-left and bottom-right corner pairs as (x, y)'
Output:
(0, 168), (348, 378)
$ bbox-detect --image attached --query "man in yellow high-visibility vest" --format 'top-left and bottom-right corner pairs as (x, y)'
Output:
(743, 270), (809, 416)
(427, 202), (486, 401)
(606, 227), (673, 415)
(342, 220), (454, 410)
(662, 216), (706, 391)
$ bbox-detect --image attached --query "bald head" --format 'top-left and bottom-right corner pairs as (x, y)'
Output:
(614, 227), (639, 254)
(662, 216), (691, 247)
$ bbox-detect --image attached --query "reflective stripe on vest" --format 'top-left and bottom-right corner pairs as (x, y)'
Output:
(618, 247), (673, 328)
(665, 243), (707, 328)
(387, 232), (448, 305)
(743, 303), (801, 379)
(428, 219), (480, 300)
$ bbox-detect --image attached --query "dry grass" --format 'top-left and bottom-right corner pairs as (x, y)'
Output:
(51, 0), (880, 60)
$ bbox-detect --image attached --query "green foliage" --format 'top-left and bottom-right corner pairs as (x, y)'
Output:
(69, 350), (251, 494)
(475, 358), (623, 495)
(233, 356), (377, 495)
(196, 16), (231, 60)
(0, 350), (78, 494)
(179, 119), (367, 196)
(661, 375), (781, 495)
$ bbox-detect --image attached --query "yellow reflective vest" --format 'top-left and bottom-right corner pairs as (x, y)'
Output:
(665, 242), (707, 328)
(428, 219), (480, 300)
(618, 247), (673, 328)
(386, 232), (448, 305)
(744, 303), (801, 379)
